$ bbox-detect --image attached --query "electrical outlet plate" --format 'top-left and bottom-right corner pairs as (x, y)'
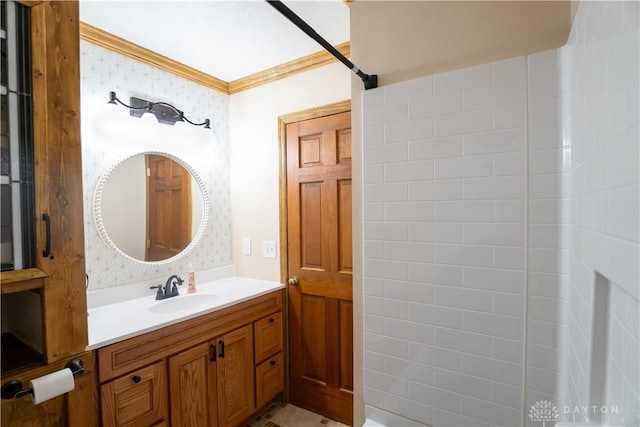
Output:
(242, 238), (251, 255)
(263, 241), (277, 258)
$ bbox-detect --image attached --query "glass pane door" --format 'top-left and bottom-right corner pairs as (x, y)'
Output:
(1, 0), (35, 272)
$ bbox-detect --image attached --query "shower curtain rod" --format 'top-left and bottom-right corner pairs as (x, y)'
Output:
(266, 0), (378, 90)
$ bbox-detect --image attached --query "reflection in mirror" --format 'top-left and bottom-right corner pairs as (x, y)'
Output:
(93, 152), (208, 264)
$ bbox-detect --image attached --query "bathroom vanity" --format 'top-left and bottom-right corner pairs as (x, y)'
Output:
(88, 278), (284, 427)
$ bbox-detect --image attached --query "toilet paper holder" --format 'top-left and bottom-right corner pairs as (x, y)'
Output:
(1, 359), (85, 400)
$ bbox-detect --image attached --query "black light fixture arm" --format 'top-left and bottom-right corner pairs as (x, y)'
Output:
(107, 91), (211, 129)
(182, 115), (211, 128)
(266, 0), (378, 90)
(108, 91), (148, 111)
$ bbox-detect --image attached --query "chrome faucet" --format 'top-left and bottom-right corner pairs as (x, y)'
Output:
(149, 275), (184, 300)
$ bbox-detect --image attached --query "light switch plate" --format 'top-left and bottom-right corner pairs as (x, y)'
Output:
(242, 238), (251, 255)
(263, 241), (277, 258)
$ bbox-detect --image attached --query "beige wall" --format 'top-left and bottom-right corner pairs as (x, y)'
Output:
(229, 62), (351, 281)
(351, 1), (571, 87)
(350, 2), (571, 425)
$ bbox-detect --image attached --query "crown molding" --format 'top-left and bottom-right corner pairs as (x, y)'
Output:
(79, 22), (350, 96)
(228, 42), (350, 94)
(79, 22), (229, 94)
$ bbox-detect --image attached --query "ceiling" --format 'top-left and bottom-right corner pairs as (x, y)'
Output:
(79, 0), (351, 82)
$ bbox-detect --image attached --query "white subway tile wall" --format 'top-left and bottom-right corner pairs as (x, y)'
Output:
(363, 2), (639, 424)
(524, 49), (565, 418)
(559, 1), (640, 426)
(363, 55), (528, 426)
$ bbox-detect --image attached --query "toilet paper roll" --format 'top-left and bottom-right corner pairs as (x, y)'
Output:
(29, 368), (75, 404)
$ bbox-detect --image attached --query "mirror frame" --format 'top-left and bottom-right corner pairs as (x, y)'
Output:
(92, 151), (210, 265)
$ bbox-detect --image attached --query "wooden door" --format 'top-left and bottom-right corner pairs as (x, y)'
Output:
(169, 342), (218, 427)
(146, 155), (192, 261)
(216, 325), (255, 427)
(286, 111), (353, 425)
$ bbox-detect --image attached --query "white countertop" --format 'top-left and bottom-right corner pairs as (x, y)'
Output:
(87, 276), (284, 350)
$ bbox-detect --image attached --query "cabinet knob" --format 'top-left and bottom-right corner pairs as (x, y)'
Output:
(269, 318), (275, 324)
(270, 360), (277, 366)
(132, 375), (141, 383)
(287, 276), (299, 286)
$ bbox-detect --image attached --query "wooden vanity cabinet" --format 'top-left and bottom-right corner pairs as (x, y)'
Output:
(96, 290), (284, 427)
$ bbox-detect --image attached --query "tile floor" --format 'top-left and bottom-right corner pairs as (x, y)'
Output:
(245, 400), (350, 427)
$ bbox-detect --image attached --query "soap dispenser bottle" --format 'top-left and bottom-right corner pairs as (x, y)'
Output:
(188, 263), (196, 294)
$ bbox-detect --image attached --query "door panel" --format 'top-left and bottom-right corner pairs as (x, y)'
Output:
(146, 155), (191, 261)
(339, 300), (354, 391)
(337, 129), (352, 164)
(301, 294), (327, 384)
(301, 135), (322, 166)
(286, 111), (353, 425)
(300, 182), (323, 270)
(338, 179), (353, 273)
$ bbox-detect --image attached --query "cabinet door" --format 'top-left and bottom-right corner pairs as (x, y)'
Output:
(216, 325), (255, 427)
(1, 0), (87, 372)
(255, 352), (284, 409)
(254, 312), (283, 364)
(169, 341), (218, 427)
(101, 361), (168, 427)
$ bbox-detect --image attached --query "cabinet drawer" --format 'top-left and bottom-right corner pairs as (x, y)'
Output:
(100, 361), (168, 427)
(255, 352), (284, 409)
(254, 312), (283, 363)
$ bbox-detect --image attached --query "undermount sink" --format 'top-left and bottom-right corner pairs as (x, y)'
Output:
(147, 293), (218, 314)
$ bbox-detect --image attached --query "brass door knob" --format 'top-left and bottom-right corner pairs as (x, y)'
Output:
(287, 276), (299, 286)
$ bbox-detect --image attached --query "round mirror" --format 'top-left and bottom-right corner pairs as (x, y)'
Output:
(93, 152), (209, 264)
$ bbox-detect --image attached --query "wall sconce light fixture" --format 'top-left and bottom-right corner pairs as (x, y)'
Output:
(108, 91), (211, 129)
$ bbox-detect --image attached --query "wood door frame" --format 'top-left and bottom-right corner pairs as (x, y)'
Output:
(276, 99), (351, 403)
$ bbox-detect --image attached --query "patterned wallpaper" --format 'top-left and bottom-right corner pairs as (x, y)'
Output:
(80, 41), (232, 290)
